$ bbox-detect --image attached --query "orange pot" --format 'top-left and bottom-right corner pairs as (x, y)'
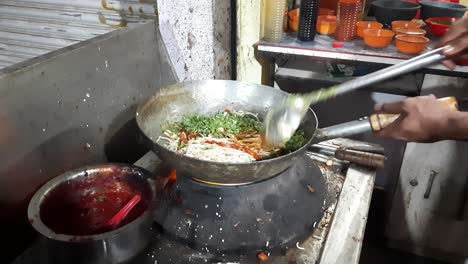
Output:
(356, 21), (383, 38)
(288, 8), (300, 32)
(395, 35), (429, 54)
(391, 20), (421, 32)
(363, 29), (395, 48)
(317, 15), (337, 35)
(394, 27), (426, 36)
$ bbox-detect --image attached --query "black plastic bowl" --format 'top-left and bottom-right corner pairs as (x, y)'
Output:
(420, 1), (467, 21)
(372, 0), (421, 28)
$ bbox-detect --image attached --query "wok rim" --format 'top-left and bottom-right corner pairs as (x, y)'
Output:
(135, 80), (320, 168)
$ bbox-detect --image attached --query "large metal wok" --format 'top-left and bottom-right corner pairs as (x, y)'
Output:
(136, 80), (390, 185)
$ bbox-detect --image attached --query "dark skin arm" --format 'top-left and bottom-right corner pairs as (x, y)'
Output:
(374, 95), (468, 143)
(374, 19), (468, 142)
(440, 16), (468, 69)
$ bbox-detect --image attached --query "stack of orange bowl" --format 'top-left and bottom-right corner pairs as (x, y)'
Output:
(356, 21), (383, 38)
(317, 15), (337, 35)
(391, 20), (422, 32)
(394, 27), (426, 36)
(395, 35), (430, 54)
(363, 29), (395, 48)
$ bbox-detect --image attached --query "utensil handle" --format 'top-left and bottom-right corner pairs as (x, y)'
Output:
(335, 148), (386, 169)
(108, 195), (142, 229)
(309, 143), (386, 168)
(369, 96), (458, 131)
(334, 46), (449, 96)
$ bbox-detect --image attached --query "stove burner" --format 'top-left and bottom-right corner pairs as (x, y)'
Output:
(153, 155), (326, 254)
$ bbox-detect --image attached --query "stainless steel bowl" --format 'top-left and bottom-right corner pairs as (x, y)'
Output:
(27, 163), (156, 264)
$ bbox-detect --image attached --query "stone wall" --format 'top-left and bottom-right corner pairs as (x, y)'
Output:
(157, 0), (232, 81)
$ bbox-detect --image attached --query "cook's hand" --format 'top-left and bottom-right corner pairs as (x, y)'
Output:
(441, 16), (468, 69)
(373, 95), (455, 142)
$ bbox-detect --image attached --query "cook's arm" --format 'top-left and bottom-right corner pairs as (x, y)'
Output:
(374, 95), (468, 143)
(445, 111), (468, 141)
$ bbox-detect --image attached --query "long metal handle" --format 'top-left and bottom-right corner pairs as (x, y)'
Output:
(334, 47), (448, 95)
(303, 46), (450, 106)
(313, 118), (372, 143)
(313, 96), (458, 143)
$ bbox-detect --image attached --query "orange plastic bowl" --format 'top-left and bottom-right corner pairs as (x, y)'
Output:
(394, 27), (426, 36)
(391, 20), (422, 31)
(363, 29), (395, 48)
(395, 35), (429, 54)
(317, 15), (337, 35)
(356, 21), (383, 38)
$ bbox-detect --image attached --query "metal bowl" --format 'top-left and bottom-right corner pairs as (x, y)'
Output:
(27, 164), (156, 264)
(372, 0), (420, 28)
(420, 1), (467, 21)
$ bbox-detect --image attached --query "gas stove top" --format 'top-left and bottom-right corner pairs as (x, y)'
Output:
(152, 154), (328, 255)
(13, 139), (377, 264)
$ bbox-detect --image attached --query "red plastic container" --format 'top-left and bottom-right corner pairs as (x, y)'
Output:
(335, 0), (361, 41)
(425, 17), (460, 36)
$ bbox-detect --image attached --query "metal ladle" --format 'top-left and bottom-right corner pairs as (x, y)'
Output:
(263, 46), (451, 147)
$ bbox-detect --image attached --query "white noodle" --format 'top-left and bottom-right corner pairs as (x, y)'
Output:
(160, 135), (257, 163)
(159, 110), (283, 163)
(182, 137), (254, 163)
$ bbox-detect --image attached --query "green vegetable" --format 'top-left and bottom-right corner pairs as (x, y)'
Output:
(285, 131), (306, 152)
(163, 111), (307, 158)
(167, 111), (261, 137)
(98, 195), (106, 202)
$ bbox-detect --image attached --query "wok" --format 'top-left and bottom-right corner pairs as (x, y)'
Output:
(136, 80), (408, 185)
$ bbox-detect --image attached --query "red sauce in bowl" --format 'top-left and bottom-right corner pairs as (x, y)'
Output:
(40, 172), (150, 236)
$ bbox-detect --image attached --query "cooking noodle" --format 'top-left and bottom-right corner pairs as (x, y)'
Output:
(158, 110), (305, 163)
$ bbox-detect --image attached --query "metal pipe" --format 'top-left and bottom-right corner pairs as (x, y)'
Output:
(313, 118), (372, 143)
(334, 48), (447, 95)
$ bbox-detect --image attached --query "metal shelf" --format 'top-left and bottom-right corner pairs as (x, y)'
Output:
(256, 34), (468, 78)
(274, 60), (423, 96)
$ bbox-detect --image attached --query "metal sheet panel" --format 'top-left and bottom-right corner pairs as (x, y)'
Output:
(0, 20), (177, 261)
(0, 0), (157, 70)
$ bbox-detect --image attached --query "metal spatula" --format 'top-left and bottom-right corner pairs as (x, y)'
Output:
(263, 46), (451, 147)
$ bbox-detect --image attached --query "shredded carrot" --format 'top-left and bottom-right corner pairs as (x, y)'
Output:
(179, 132), (188, 144)
(257, 252), (269, 261)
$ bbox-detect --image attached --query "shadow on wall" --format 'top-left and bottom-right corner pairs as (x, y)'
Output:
(0, 127), (104, 262)
(1, 106), (152, 262)
(104, 104), (150, 164)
